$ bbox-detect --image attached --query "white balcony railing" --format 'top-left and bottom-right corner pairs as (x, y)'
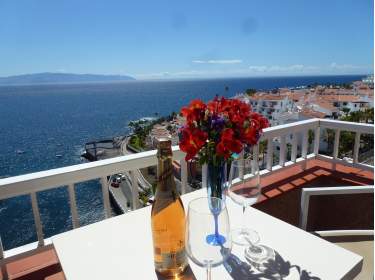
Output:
(0, 118), (373, 260)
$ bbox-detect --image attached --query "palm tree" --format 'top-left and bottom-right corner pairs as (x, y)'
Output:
(328, 109), (374, 158)
(245, 88), (257, 96)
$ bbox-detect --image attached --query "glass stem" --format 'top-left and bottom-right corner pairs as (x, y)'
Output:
(241, 205), (247, 234)
(206, 263), (212, 280)
(214, 213), (219, 237)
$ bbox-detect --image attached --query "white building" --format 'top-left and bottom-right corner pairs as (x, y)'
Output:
(321, 95), (371, 114)
(247, 94), (294, 126)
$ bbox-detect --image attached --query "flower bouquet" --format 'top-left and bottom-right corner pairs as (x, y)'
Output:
(178, 96), (269, 199)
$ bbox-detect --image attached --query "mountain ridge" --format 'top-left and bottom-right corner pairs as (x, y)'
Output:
(0, 72), (135, 85)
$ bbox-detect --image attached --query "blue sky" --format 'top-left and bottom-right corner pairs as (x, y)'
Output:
(0, 0), (373, 79)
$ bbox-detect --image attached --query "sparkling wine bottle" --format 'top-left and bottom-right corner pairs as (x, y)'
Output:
(151, 138), (187, 277)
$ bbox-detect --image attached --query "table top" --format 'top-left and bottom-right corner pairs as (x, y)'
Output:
(53, 189), (362, 280)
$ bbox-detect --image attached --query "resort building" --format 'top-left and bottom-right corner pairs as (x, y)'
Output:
(362, 75), (374, 87)
(244, 93), (295, 126)
(308, 100), (339, 118)
(148, 123), (179, 148)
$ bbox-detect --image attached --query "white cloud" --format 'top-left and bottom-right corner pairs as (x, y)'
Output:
(134, 62), (372, 80)
(330, 62), (362, 70)
(248, 65), (268, 72)
(192, 59), (242, 64)
(135, 65), (313, 79)
(248, 64), (318, 73)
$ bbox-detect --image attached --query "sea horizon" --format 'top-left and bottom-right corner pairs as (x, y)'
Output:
(0, 73), (372, 87)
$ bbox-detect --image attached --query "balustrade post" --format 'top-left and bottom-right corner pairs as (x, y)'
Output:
(266, 138), (273, 171)
(291, 132), (298, 162)
(279, 135), (286, 167)
(353, 132), (361, 164)
(129, 171), (140, 210)
(313, 126), (320, 156)
(30, 192), (44, 247)
(301, 130), (308, 159)
(333, 129), (340, 159)
(100, 177), (112, 218)
(68, 184), (80, 229)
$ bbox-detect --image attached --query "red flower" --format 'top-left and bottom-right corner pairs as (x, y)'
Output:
(250, 112), (269, 129)
(181, 99), (206, 125)
(179, 127), (208, 161)
(216, 141), (230, 159)
(240, 126), (258, 145)
(240, 113), (269, 145)
(216, 128), (243, 159)
(179, 96), (268, 162)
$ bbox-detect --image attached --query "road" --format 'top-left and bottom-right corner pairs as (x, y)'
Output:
(110, 137), (194, 213)
(109, 137), (154, 213)
(121, 137), (152, 190)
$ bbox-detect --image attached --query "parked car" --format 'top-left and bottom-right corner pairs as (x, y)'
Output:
(111, 177), (120, 188)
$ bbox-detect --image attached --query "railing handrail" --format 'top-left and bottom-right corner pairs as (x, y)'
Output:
(319, 119), (374, 134)
(0, 147), (185, 200)
(261, 118), (318, 138)
(0, 118), (373, 201)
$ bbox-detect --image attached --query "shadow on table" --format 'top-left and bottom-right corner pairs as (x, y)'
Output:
(223, 247), (321, 280)
(155, 264), (197, 280)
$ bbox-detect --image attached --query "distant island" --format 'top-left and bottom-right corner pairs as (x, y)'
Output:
(0, 72), (135, 85)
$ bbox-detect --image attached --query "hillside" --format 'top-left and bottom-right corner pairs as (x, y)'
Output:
(0, 72), (135, 85)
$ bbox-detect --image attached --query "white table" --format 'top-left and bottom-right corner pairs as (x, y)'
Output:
(53, 189), (362, 280)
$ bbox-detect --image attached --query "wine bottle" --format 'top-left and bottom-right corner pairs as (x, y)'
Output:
(151, 138), (187, 277)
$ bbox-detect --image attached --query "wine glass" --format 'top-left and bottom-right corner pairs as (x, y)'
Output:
(227, 157), (275, 264)
(227, 158), (260, 245)
(186, 197), (232, 280)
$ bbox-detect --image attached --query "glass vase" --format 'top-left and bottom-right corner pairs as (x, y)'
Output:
(206, 161), (227, 201)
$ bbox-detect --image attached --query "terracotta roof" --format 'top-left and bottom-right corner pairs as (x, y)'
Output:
(278, 88), (290, 93)
(286, 92), (306, 101)
(358, 89), (374, 96)
(250, 94), (286, 101)
(321, 89), (340, 95)
(353, 81), (370, 89)
(300, 109), (326, 118)
(315, 101), (338, 112)
(321, 95), (360, 103)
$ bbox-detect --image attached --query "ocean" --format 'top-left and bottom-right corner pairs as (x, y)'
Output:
(0, 75), (365, 249)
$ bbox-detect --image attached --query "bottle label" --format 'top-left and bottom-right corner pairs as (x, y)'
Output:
(155, 249), (187, 270)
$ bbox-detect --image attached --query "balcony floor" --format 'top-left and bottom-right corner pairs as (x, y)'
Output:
(255, 158), (374, 230)
(0, 157), (373, 280)
(0, 247), (64, 280)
